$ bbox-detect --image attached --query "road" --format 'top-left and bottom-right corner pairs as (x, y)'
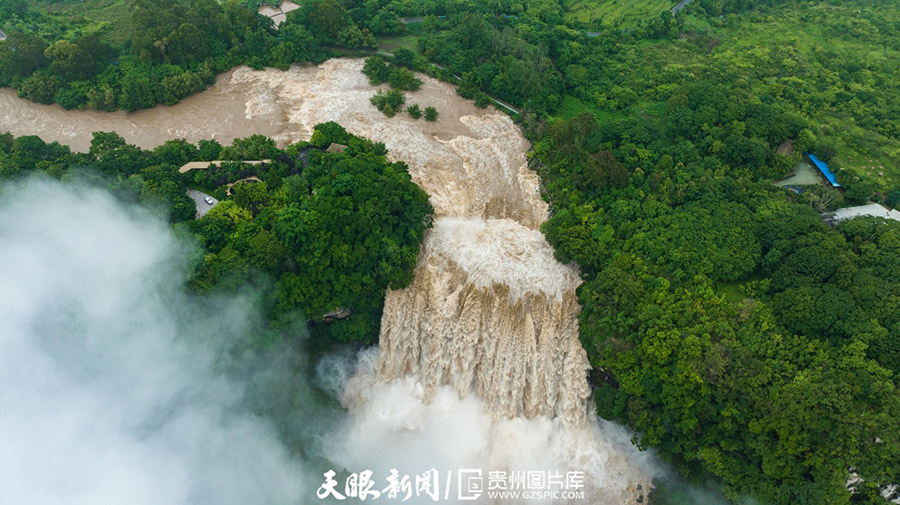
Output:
(672, 0), (692, 14)
(186, 190), (218, 218)
(399, 16), (446, 24)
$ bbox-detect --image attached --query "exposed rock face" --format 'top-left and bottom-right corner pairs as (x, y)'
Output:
(322, 308), (353, 322)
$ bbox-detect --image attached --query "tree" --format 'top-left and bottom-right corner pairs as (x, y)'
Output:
(309, 121), (351, 147)
(270, 25), (320, 68)
(154, 139), (197, 167)
(220, 135), (279, 160)
(119, 73), (157, 111)
(0, 33), (48, 86)
(370, 90), (406, 117)
(44, 35), (114, 81)
(362, 56), (390, 85)
(17, 72), (61, 104)
(369, 11), (405, 35)
(407, 104), (422, 119)
(0, 0), (26, 19)
(424, 106), (439, 121)
(197, 139), (223, 161)
(386, 67), (422, 91)
(392, 48), (415, 69)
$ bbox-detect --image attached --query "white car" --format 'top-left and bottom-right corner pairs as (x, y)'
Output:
(204, 196), (215, 205)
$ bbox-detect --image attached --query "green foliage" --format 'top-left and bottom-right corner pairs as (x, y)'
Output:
(386, 67), (422, 91)
(392, 48), (415, 68)
(55, 85), (89, 110)
(0, 32), (48, 87)
(370, 89), (406, 117)
(538, 79), (900, 502)
(118, 73), (156, 112)
(44, 35), (115, 81)
(406, 104), (422, 119)
(363, 56), (422, 91)
(309, 121), (352, 148)
(368, 10), (406, 36)
(220, 134), (279, 161)
(0, 0), (326, 110)
(7, 0), (900, 501)
(293, 0), (375, 48)
(423, 106), (438, 121)
(362, 56), (391, 85)
(887, 190), (900, 209)
(633, 202), (762, 283)
(189, 126), (433, 343)
(419, 13), (563, 113)
(17, 72), (62, 104)
(276, 153), (432, 319)
(562, 0), (675, 27)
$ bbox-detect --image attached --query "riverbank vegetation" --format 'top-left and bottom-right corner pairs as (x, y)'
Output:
(0, 124), (433, 345)
(0, 0), (377, 110)
(372, 0), (899, 502)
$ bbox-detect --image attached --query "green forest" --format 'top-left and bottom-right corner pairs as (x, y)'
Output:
(0, 124), (433, 345)
(2, 0), (900, 503)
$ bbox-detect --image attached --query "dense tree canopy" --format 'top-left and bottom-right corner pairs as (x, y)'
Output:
(0, 124), (433, 345)
(0, 0), (337, 110)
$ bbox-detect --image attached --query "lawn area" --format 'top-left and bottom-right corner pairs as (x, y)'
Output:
(28, 0), (134, 45)
(376, 35), (422, 56)
(554, 95), (607, 120)
(821, 113), (900, 189)
(563, 0), (676, 27)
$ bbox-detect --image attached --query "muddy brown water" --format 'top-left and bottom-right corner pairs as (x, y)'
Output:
(0, 59), (540, 225)
(0, 68), (284, 153)
(0, 59), (653, 502)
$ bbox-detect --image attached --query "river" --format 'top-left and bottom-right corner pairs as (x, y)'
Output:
(0, 58), (653, 504)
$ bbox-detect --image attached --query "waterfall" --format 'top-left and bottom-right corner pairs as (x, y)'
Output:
(377, 217), (592, 426)
(247, 59), (657, 504)
(0, 57), (655, 503)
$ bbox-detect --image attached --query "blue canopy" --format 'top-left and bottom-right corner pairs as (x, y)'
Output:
(805, 153), (841, 187)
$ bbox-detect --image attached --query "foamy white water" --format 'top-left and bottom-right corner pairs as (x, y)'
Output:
(0, 58), (654, 503)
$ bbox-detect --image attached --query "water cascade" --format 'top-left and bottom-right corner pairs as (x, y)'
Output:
(0, 58), (653, 503)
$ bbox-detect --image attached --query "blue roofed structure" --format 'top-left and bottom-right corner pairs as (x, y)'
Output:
(805, 153), (841, 187)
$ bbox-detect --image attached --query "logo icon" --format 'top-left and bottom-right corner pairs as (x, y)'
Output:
(458, 469), (483, 501)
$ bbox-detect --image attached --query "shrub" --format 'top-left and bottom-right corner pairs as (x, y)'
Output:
(362, 56), (390, 85)
(474, 92), (491, 109)
(424, 106), (438, 121)
(407, 104), (422, 119)
(387, 67), (422, 91)
(886, 190), (900, 209)
(54, 86), (88, 110)
(392, 48), (415, 68)
(370, 89), (406, 117)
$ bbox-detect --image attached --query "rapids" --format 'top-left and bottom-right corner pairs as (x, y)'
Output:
(0, 58), (653, 504)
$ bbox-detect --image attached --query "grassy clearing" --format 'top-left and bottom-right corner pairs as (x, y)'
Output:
(716, 280), (747, 304)
(563, 0), (676, 27)
(376, 35), (422, 56)
(691, 5), (900, 188)
(554, 95), (605, 119)
(28, 0), (134, 45)
(616, 4), (900, 190)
